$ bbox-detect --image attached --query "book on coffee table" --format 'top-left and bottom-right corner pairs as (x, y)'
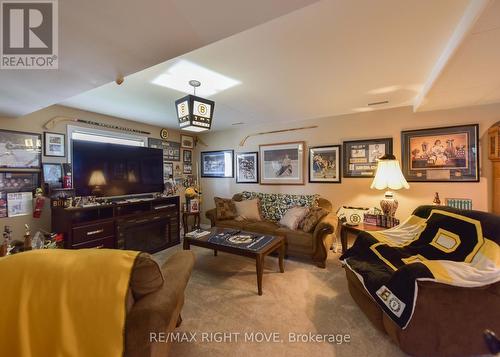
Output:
(185, 229), (211, 239)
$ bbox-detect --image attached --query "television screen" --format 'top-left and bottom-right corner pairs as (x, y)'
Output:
(72, 140), (164, 197)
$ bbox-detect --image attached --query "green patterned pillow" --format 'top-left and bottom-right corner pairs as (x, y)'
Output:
(240, 192), (319, 222)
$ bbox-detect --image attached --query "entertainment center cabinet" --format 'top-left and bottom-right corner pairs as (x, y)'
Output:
(52, 196), (180, 253)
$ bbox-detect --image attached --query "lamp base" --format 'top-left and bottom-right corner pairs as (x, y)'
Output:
(380, 191), (398, 217)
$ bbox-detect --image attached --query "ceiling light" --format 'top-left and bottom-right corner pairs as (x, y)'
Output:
(152, 59), (241, 97)
(176, 80), (214, 133)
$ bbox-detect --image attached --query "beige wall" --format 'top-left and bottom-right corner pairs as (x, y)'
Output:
(0, 105), (190, 238)
(198, 104), (500, 224)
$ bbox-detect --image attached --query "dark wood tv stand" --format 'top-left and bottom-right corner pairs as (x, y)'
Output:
(51, 196), (180, 253)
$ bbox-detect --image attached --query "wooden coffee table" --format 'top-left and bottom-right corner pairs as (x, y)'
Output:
(183, 227), (285, 295)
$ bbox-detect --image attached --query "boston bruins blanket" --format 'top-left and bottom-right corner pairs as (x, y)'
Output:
(341, 209), (500, 329)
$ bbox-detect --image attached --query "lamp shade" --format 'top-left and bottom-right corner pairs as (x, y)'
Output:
(88, 170), (106, 186)
(175, 94), (214, 132)
(370, 154), (410, 191)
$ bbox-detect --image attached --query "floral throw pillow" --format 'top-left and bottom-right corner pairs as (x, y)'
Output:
(300, 207), (329, 233)
(214, 197), (237, 221)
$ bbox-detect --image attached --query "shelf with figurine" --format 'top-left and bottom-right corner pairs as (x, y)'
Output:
(0, 224), (63, 257)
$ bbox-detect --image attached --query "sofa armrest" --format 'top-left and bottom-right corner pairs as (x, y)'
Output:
(205, 208), (217, 227)
(311, 213), (338, 268)
(125, 251), (195, 357)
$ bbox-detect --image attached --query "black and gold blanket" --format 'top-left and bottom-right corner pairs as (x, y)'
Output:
(341, 209), (500, 329)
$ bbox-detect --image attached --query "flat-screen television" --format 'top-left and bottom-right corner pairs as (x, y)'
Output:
(72, 140), (164, 197)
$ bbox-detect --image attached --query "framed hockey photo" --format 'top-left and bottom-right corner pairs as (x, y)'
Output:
(236, 152), (258, 183)
(309, 145), (341, 183)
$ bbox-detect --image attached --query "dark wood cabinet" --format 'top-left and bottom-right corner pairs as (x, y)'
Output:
(52, 196), (180, 253)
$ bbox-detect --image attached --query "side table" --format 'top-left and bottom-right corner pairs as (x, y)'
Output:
(340, 222), (386, 253)
(182, 211), (200, 236)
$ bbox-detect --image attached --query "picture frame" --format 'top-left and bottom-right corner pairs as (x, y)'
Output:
(181, 134), (195, 149)
(259, 141), (305, 185)
(183, 163), (193, 175)
(343, 138), (393, 178)
(236, 152), (259, 184)
(401, 124), (479, 182)
(43, 132), (66, 157)
(309, 145), (341, 183)
(0, 129), (41, 170)
(183, 149), (192, 163)
(149, 138), (181, 161)
(163, 162), (173, 180)
(0, 172), (39, 193)
(201, 150), (234, 178)
(189, 198), (199, 213)
(42, 163), (63, 183)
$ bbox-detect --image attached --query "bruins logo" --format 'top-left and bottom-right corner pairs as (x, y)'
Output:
(371, 210), (484, 270)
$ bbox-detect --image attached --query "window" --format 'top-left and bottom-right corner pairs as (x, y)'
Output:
(67, 125), (148, 162)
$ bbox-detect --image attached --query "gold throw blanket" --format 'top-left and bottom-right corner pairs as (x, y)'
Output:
(0, 249), (140, 357)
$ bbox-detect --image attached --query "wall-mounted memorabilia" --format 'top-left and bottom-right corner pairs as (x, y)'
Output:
(0, 130), (41, 170)
(343, 138), (393, 178)
(183, 149), (192, 163)
(236, 152), (258, 184)
(259, 141), (304, 185)
(43, 132), (65, 157)
(160, 128), (169, 140)
(7, 192), (33, 217)
(148, 138), (181, 161)
(0, 172), (39, 193)
(309, 145), (341, 183)
(201, 150), (234, 178)
(0, 192), (6, 218)
(174, 163), (183, 178)
(163, 162), (173, 180)
(181, 134), (195, 149)
(42, 163), (63, 183)
(401, 124), (479, 182)
(183, 163), (193, 174)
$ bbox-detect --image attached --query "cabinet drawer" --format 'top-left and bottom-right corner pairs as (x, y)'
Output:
(72, 236), (115, 250)
(72, 221), (114, 244)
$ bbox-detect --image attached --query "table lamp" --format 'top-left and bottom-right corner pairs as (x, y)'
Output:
(370, 154), (409, 217)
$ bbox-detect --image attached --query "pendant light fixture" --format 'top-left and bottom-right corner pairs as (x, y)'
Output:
(175, 80), (215, 132)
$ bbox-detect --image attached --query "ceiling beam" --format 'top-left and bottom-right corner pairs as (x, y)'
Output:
(413, 0), (492, 112)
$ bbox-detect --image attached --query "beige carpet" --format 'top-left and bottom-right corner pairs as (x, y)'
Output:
(154, 245), (408, 357)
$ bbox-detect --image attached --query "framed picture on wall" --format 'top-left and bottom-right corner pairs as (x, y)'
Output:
(309, 145), (341, 183)
(183, 149), (192, 163)
(42, 163), (63, 183)
(259, 141), (305, 185)
(163, 162), (173, 180)
(149, 138), (181, 161)
(0, 130), (41, 170)
(183, 163), (193, 174)
(201, 150), (234, 178)
(181, 135), (194, 149)
(343, 138), (393, 178)
(43, 132), (66, 157)
(236, 152), (258, 183)
(401, 124), (479, 182)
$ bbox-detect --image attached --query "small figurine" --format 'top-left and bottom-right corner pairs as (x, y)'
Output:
(433, 192), (441, 205)
(23, 224), (32, 250)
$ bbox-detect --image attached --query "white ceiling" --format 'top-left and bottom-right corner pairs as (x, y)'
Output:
(61, 0), (476, 131)
(0, 0), (317, 117)
(415, 0), (500, 111)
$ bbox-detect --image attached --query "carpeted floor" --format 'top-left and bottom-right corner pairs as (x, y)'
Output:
(154, 245), (408, 357)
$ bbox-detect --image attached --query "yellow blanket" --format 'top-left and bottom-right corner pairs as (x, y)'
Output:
(0, 249), (140, 357)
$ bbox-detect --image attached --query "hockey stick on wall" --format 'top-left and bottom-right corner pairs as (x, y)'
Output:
(239, 125), (318, 146)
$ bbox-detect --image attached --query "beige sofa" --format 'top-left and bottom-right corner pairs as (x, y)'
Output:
(206, 193), (338, 268)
